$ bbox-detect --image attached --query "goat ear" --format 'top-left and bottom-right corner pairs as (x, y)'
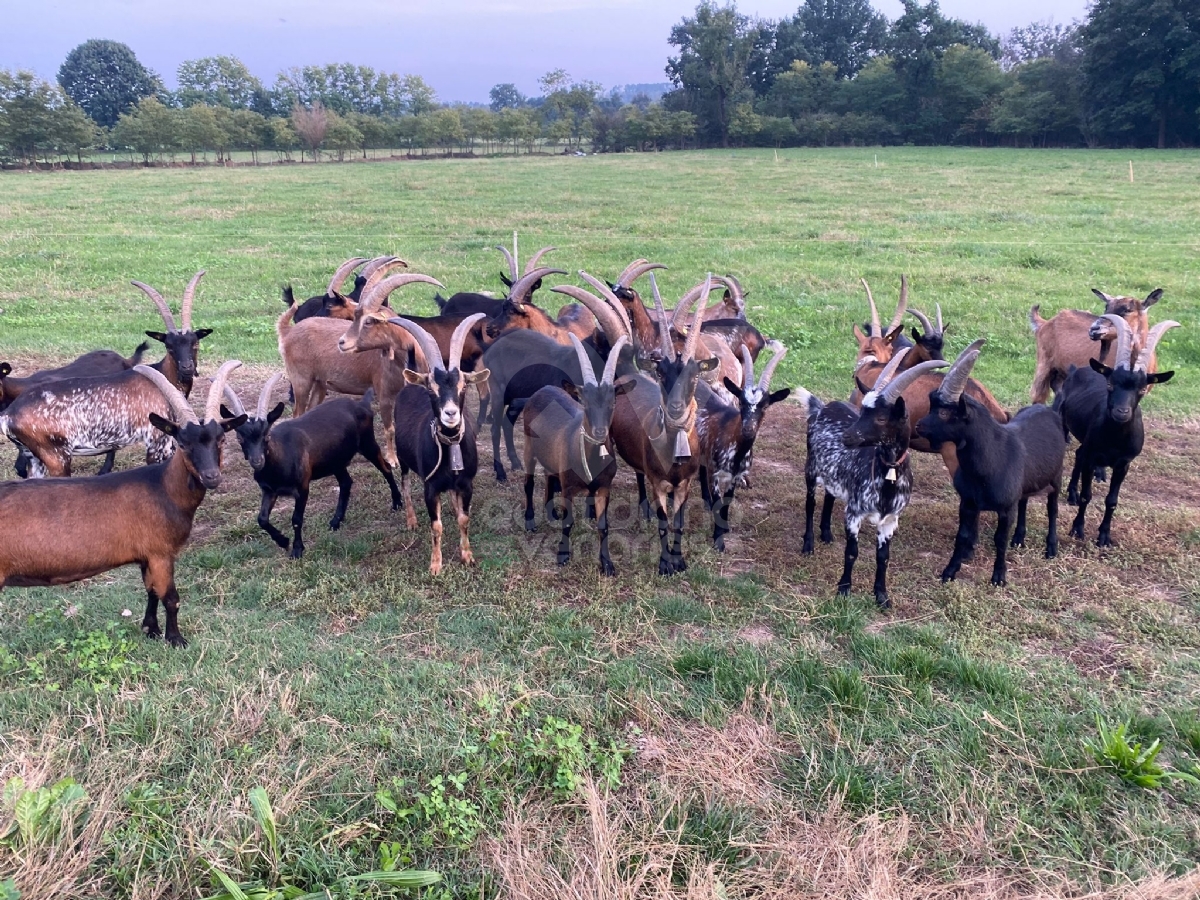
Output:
(403, 369), (428, 386)
(957, 395), (969, 417)
(193, 328), (213, 340)
(768, 388), (791, 404)
(614, 378), (637, 396)
(561, 380), (581, 400)
(500, 273), (514, 288)
(219, 404), (235, 420)
(891, 396), (906, 419)
(0, 362), (10, 378)
(221, 414), (248, 431)
(854, 376), (872, 397)
(1089, 358), (1113, 377)
(1144, 288), (1163, 307)
(148, 412), (179, 437)
(722, 377), (741, 397)
(911, 327), (921, 341)
(884, 325), (903, 343)
(852, 325), (868, 347)
(145, 331), (168, 343)
(697, 357), (719, 373)
(1147, 369), (1174, 384)
(464, 367), (490, 387)
(267, 402), (286, 423)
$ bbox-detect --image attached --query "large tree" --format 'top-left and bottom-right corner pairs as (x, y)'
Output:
(0, 70), (61, 164)
(771, 0), (888, 82)
(177, 56), (264, 109)
(58, 39), (161, 129)
(1080, 0), (1200, 148)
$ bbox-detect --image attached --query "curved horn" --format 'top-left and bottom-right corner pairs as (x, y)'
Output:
(756, 340), (788, 394)
(648, 274), (676, 358)
(495, 244), (518, 281)
(552, 284), (625, 345)
(725, 274), (746, 311)
(131, 281), (178, 333)
(181, 270), (205, 332)
(326, 257), (369, 296)
(360, 255), (406, 281)
(361, 273), (445, 314)
(256, 372), (286, 419)
(880, 359), (948, 404)
(523, 247), (556, 275)
(861, 278), (881, 338)
(1134, 320), (1180, 373)
(938, 339), (986, 403)
(448, 312), (487, 371)
(205, 360), (243, 423)
(613, 258), (648, 287)
(578, 271), (633, 338)
(1099, 314), (1133, 369)
(740, 345), (755, 390)
(135, 364), (197, 424)
(870, 347), (912, 395)
(601, 335), (628, 385)
(389, 317), (445, 371)
(681, 275), (711, 364)
(670, 281), (710, 330)
(508, 266), (566, 304)
(569, 333), (597, 387)
(936, 303), (943, 333)
(886, 275), (908, 334)
(222, 383), (246, 418)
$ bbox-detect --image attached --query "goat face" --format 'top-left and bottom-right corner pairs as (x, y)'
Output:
(404, 367), (490, 432)
(650, 354), (719, 425)
(338, 307), (387, 354)
(150, 414), (245, 490)
(853, 325), (903, 363)
(222, 403), (286, 472)
(1089, 359), (1174, 424)
(146, 329), (212, 387)
(843, 395), (909, 463)
(722, 377), (790, 442)
(568, 379), (636, 445)
(914, 392), (974, 449)
(910, 327), (945, 361)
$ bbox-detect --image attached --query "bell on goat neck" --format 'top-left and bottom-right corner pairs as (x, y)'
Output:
(673, 430), (691, 458)
(449, 443), (464, 472)
(885, 467), (897, 482)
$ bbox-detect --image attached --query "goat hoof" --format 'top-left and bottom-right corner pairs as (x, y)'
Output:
(599, 560), (616, 577)
(874, 592), (890, 610)
(524, 517), (537, 533)
(329, 518), (343, 531)
(820, 532), (833, 545)
(166, 633), (189, 649)
(658, 559), (676, 576)
(495, 472), (508, 484)
(1069, 526), (1083, 540)
(940, 568), (957, 582)
(837, 584), (851, 597)
(1096, 535), (1113, 548)
(1009, 537), (1025, 549)
(461, 551), (475, 566)
(714, 537), (726, 553)
(556, 554), (570, 567)
(141, 622), (162, 639)
(802, 539), (814, 555)
(429, 562), (443, 576)
(990, 574), (1007, 587)
(1045, 547), (1057, 559)
(290, 545), (305, 559)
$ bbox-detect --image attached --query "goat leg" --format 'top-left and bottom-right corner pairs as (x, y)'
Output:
(941, 501), (979, 582)
(1045, 485), (1059, 559)
(802, 475), (817, 554)
(596, 488), (616, 577)
(545, 474), (562, 522)
(524, 470), (538, 531)
(453, 488), (473, 567)
(329, 469), (353, 530)
(557, 496), (574, 566)
(1066, 452), (1083, 505)
(139, 561), (161, 640)
(426, 484), (443, 575)
(637, 473), (652, 521)
(699, 464), (713, 511)
(991, 506), (1014, 586)
(712, 486), (735, 552)
(491, 401), (508, 482)
(820, 493), (835, 544)
(502, 409), (522, 474)
(1096, 460), (1129, 547)
(290, 488), (309, 559)
(257, 492), (290, 551)
(144, 557), (186, 648)
(1069, 464), (1094, 541)
(670, 485), (690, 573)
(1011, 498), (1028, 548)
(655, 489), (674, 576)
(97, 450), (117, 475)
(399, 466), (418, 530)
(874, 514), (899, 609)
(837, 516), (860, 596)
(361, 435), (403, 510)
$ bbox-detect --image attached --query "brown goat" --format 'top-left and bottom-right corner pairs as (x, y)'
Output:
(0, 361), (246, 648)
(852, 276), (908, 364)
(1029, 288), (1163, 403)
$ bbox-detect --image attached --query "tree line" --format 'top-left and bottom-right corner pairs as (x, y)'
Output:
(1, 0), (1197, 166)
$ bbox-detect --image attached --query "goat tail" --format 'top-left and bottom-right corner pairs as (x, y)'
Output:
(282, 284), (296, 307)
(0, 413), (11, 441)
(434, 292), (447, 311)
(127, 340), (151, 367)
(791, 386), (820, 421)
(1028, 305), (1046, 333)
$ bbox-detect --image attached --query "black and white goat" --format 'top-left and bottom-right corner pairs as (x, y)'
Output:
(1055, 315), (1178, 547)
(389, 313), (489, 575)
(916, 340), (1066, 586)
(696, 341), (790, 551)
(221, 375), (403, 559)
(800, 349), (947, 608)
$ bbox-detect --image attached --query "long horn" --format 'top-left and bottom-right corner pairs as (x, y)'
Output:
(205, 360), (243, 422)
(613, 258), (649, 287)
(1099, 314), (1133, 369)
(1134, 320), (1180, 373)
(389, 317), (445, 371)
(862, 278), (881, 338)
(256, 372), (285, 419)
(495, 243), (518, 281)
(326, 257), (369, 296)
(870, 347), (912, 394)
(681, 275), (711, 364)
(181, 270), (205, 332)
(135, 364), (197, 424)
(508, 266), (565, 304)
(648, 274), (676, 358)
(618, 260), (667, 291)
(880, 359), (948, 404)
(936, 303), (943, 333)
(132, 281), (178, 333)
(938, 339), (986, 403)
(569, 333), (597, 386)
(357, 257), (409, 304)
(448, 312), (487, 371)
(909, 307), (934, 335)
(552, 284), (626, 345)
(222, 383), (246, 418)
(601, 335), (628, 385)
(725, 274), (746, 312)
(361, 273), (445, 313)
(523, 247), (556, 275)
(886, 275), (908, 334)
(578, 271), (633, 338)
(670, 281), (710, 330)
(756, 340), (788, 393)
(740, 345), (755, 390)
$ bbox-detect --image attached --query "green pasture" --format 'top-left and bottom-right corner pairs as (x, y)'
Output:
(2, 149), (1200, 900)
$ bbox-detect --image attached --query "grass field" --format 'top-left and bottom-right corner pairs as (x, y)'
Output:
(2, 148), (1200, 900)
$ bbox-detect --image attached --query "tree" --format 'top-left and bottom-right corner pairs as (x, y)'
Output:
(53, 101), (101, 163)
(935, 45), (1006, 143)
(177, 104), (223, 163)
(771, 0), (888, 83)
(57, 39), (161, 129)
(291, 102), (329, 161)
(489, 83), (525, 112)
(1080, 0), (1200, 148)
(667, 1), (770, 147)
(177, 56), (264, 109)
(990, 55), (1083, 146)
(267, 117), (298, 161)
(0, 70), (61, 164)
(109, 96), (178, 164)
(323, 112), (363, 161)
(1001, 21), (1079, 71)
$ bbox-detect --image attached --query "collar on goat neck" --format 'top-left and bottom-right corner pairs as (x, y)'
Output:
(577, 429), (611, 484)
(871, 445), (909, 484)
(650, 400), (697, 460)
(426, 418), (466, 481)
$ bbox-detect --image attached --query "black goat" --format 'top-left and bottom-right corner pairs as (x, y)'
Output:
(221, 376), (402, 559)
(287, 256), (402, 323)
(800, 349), (947, 607)
(389, 313), (489, 575)
(916, 340), (1066, 587)
(1055, 315), (1178, 547)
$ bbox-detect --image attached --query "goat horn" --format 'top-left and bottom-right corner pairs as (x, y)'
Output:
(132, 281), (178, 333)
(886, 275), (908, 334)
(880, 359), (948, 404)
(870, 347), (912, 395)
(936, 303), (943, 333)
(1099, 314), (1133, 369)
(181, 270), (204, 332)
(613, 258), (648, 287)
(135, 364), (197, 424)
(938, 339), (986, 404)
(909, 307), (934, 335)
(204, 361), (243, 423)
(553, 284), (625, 346)
(578, 271), (634, 339)
(389, 317), (444, 372)
(756, 340), (788, 394)
(523, 247), (556, 275)
(508, 266), (565, 305)
(862, 278), (881, 338)
(601, 335), (628, 386)
(222, 384), (247, 418)
(682, 275), (711, 364)
(725, 274), (746, 307)
(569, 333), (597, 387)
(1134, 320), (1180, 373)
(256, 372), (285, 419)
(648, 274), (676, 358)
(357, 257), (409, 304)
(496, 244), (518, 282)
(670, 281), (709, 330)
(740, 345), (755, 390)
(326, 257), (369, 297)
(362, 273), (445, 314)
(448, 312), (486, 372)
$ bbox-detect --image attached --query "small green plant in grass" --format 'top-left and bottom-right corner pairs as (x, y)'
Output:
(1, 776), (90, 849)
(520, 715), (628, 799)
(65, 622), (157, 692)
(0, 878), (19, 900)
(1085, 716), (1200, 789)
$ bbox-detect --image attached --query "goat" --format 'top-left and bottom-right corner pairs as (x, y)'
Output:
(432, 242), (553, 318)
(906, 303), (947, 365)
(1055, 315), (1178, 547)
(610, 276), (717, 575)
(132, 271), (215, 396)
(388, 314), (489, 575)
(853, 276), (910, 364)
(0, 361), (246, 648)
(799, 350), (948, 608)
(521, 335), (631, 574)
(695, 342), (790, 551)
(221, 376), (402, 558)
(1029, 288), (1163, 403)
(286, 255), (403, 323)
(916, 341), (1066, 587)
(482, 262), (600, 346)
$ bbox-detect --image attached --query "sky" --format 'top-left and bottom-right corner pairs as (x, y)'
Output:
(1, 0), (1092, 104)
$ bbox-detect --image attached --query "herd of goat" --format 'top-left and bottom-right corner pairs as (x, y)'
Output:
(0, 238), (1181, 648)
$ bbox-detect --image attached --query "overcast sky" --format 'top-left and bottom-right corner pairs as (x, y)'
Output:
(1, 0), (1091, 104)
